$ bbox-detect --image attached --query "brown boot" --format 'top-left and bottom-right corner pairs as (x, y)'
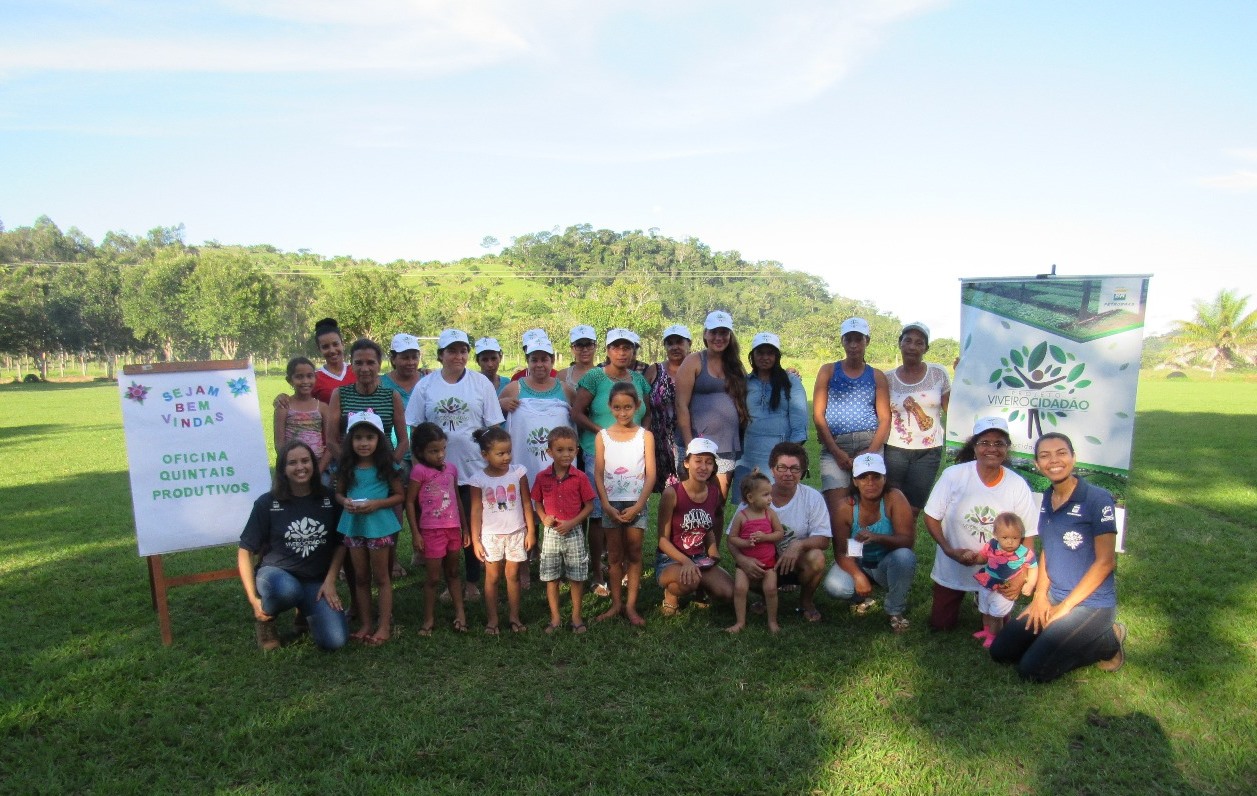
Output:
(255, 620), (281, 651)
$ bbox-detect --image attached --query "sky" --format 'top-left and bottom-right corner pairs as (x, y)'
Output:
(3, 0), (1255, 340)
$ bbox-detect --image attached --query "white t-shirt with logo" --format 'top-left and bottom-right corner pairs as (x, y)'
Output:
(924, 462), (1040, 591)
(405, 369), (505, 486)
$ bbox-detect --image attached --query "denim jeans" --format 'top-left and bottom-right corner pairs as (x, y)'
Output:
(255, 566), (348, 651)
(822, 547), (917, 616)
(989, 601), (1120, 682)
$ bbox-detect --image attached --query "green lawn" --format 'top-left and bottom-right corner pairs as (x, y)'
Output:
(1, 378), (1254, 794)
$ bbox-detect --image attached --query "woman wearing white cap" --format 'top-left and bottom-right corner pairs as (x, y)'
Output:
(381, 333), (425, 407)
(473, 337), (510, 395)
(643, 324), (693, 491)
(571, 328), (652, 596)
(405, 329), (506, 596)
(823, 452), (917, 632)
(883, 322), (950, 519)
(922, 417), (1038, 632)
(812, 317), (890, 509)
(674, 310), (749, 501)
(731, 331), (808, 501)
(558, 325), (598, 394)
(499, 335), (575, 488)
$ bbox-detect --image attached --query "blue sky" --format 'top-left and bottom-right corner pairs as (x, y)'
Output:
(3, 0), (1254, 339)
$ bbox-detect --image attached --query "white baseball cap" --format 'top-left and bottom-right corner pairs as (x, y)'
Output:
(389, 333), (419, 354)
(524, 339), (556, 356)
(900, 322), (930, 342)
(345, 410), (384, 436)
(437, 329), (470, 350)
(474, 337), (502, 355)
(662, 324), (692, 341)
(685, 437), (720, 457)
(606, 328), (634, 346)
(750, 332), (781, 352)
(569, 324), (597, 344)
(704, 310), (733, 331)
(625, 330), (641, 346)
(852, 453), (887, 478)
(972, 416), (1010, 437)
(840, 318), (871, 337)
(521, 328), (550, 348)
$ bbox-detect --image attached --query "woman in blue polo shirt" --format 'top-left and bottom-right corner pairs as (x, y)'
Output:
(989, 432), (1125, 681)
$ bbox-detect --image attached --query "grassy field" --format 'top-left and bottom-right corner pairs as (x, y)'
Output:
(1, 377), (1254, 794)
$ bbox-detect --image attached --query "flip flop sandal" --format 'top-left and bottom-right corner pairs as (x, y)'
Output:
(451, 619), (468, 633)
(484, 624), (500, 636)
(544, 622), (562, 635)
(889, 615), (910, 633)
(850, 597), (879, 616)
(417, 625), (434, 637)
(569, 622), (588, 635)
(509, 620), (528, 634)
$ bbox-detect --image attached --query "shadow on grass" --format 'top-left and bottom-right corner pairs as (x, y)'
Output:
(1036, 710), (1203, 796)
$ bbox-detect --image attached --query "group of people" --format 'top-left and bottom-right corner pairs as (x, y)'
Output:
(239, 313), (1125, 683)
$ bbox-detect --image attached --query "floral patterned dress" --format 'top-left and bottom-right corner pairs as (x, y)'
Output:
(648, 362), (680, 491)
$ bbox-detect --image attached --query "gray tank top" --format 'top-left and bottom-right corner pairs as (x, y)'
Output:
(689, 352), (740, 454)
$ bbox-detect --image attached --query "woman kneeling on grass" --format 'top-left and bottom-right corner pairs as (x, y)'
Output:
(238, 440), (348, 651)
(656, 437), (734, 618)
(989, 432), (1126, 681)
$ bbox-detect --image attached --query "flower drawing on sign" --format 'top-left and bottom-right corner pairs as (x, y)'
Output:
(227, 377), (250, 397)
(433, 397), (470, 432)
(125, 381), (151, 405)
(285, 516), (326, 557)
(963, 504), (998, 543)
(988, 340), (1091, 440)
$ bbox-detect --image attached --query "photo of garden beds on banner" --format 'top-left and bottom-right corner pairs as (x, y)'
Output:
(948, 274), (1153, 549)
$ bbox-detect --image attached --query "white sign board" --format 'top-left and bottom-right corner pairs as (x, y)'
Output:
(119, 361), (272, 556)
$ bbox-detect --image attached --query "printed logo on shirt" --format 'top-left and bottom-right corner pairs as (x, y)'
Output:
(962, 504), (998, 543)
(1100, 505), (1115, 524)
(432, 397), (471, 432)
(1068, 505), (1083, 516)
(285, 516), (327, 557)
(1062, 530), (1084, 550)
(678, 508), (712, 550)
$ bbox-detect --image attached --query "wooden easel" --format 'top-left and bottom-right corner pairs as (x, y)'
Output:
(123, 359), (264, 645)
(147, 554), (239, 646)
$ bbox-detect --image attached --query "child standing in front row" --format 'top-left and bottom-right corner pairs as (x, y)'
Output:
(530, 426), (595, 634)
(468, 427), (536, 634)
(336, 410), (404, 645)
(405, 422), (469, 635)
(973, 511), (1038, 647)
(726, 471), (785, 634)
(275, 356), (334, 478)
(594, 382), (656, 627)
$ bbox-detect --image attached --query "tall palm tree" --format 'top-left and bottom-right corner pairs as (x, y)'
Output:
(1172, 289), (1257, 378)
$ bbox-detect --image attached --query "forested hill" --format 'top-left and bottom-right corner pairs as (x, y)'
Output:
(0, 217), (956, 375)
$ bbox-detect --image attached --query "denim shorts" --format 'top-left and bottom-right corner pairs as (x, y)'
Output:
(819, 430), (875, 490)
(602, 499), (648, 530)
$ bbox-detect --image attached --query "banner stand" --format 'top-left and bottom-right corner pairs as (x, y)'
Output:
(147, 553), (239, 646)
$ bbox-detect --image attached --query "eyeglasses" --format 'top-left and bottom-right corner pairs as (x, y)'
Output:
(976, 440), (1010, 449)
(572, 340), (595, 349)
(772, 464), (803, 475)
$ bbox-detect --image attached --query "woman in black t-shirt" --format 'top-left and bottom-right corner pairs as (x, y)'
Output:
(238, 440), (349, 651)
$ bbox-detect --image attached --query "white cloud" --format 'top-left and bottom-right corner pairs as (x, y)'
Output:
(1198, 148), (1257, 193)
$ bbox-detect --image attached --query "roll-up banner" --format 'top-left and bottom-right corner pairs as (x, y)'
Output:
(948, 275), (1152, 548)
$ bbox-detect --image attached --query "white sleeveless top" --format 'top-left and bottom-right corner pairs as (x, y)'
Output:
(600, 427), (647, 501)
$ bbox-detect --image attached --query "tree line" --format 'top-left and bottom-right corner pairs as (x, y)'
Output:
(0, 217), (959, 380)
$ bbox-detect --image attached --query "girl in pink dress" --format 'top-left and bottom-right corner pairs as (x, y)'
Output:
(726, 472), (785, 634)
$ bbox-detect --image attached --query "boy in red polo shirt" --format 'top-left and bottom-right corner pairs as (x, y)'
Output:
(531, 426), (595, 634)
